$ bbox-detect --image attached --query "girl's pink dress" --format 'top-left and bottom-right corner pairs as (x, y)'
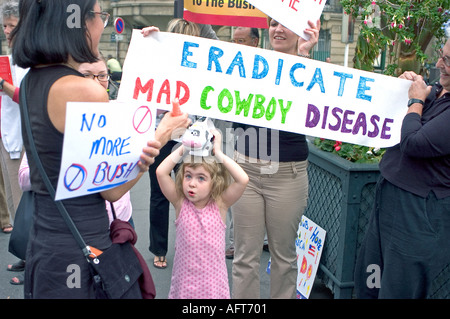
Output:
(168, 198), (229, 299)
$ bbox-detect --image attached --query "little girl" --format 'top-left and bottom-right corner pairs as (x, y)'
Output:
(156, 129), (248, 299)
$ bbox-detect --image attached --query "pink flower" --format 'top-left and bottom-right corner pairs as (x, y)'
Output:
(404, 38), (412, 45)
(398, 24), (403, 29)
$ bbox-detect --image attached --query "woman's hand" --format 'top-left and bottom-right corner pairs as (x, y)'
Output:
(137, 139), (161, 172)
(141, 26), (160, 37)
(102, 139), (161, 202)
(298, 19), (320, 56)
(155, 111), (191, 147)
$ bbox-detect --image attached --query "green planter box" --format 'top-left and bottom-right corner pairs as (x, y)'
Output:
(304, 144), (380, 299)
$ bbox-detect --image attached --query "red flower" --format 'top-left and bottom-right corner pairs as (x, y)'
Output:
(334, 141), (342, 152)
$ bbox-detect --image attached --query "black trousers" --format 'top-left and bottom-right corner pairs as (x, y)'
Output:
(354, 177), (450, 298)
(148, 140), (180, 256)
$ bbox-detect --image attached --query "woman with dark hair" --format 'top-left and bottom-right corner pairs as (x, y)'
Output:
(11, 0), (189, 298)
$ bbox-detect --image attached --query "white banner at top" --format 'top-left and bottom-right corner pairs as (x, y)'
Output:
(246, 0), (327, 39)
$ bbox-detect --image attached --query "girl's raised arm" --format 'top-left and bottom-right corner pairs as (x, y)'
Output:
(156, 144), (185, 210)
(212, 129), (249, 209)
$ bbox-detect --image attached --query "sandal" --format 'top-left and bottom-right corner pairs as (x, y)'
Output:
(7, 260), (26, 272)
(2, 224), (13, 233)
(153, 256), (167, 269)
(10, 274), (24, 285)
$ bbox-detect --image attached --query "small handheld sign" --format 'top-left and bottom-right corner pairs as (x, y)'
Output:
(114, 17), (125, 34)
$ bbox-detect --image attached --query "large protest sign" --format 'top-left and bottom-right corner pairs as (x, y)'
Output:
(246, 0), (327, 39)
(184, 0), (268, 28)
(118, 30), (410, 149)
(55, 101), (155, 200)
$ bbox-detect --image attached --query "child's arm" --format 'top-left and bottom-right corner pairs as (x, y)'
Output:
(156, 144), (186, 211)
(212, 129), (249, 209)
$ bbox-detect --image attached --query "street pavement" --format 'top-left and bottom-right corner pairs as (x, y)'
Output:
(0, 173), (333, 299)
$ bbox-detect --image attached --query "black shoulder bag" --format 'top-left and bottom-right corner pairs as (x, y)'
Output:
(19, 77), (143, 299)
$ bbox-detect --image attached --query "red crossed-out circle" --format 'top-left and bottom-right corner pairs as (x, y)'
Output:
(132, 105), (153, 134)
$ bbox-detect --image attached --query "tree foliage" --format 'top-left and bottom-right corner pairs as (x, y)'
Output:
(340, 0), (450, 75)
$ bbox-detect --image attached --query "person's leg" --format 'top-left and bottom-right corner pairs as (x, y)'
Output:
(0, 143), (23, 217)
(232, 160), (266, 299)
(354, 177), (385, 299)
(0, 164), (12, 232)
(428, 193), (450, 298)
(377, 183), (450, 298)
(226, 209), (234, 259)
(356, 179), (450, 298)
(264, 161), (308, 299)
(148, 141), (177, 267)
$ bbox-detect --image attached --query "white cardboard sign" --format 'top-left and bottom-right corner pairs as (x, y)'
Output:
(55, 101), (155, 200)
(246, 0), (327, 39)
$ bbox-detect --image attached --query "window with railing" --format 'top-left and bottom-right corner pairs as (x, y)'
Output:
(312, 29), (331, 62)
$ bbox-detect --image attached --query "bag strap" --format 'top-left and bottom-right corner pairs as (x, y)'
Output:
(19, 77), (92, 258)
(109, 202), (117, 220)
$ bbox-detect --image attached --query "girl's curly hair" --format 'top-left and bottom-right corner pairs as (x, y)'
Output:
(175, 155), (231, 203)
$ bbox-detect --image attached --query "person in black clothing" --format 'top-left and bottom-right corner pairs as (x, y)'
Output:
(142, 19), (201, 269)
(354, 37), (450, 298)
(11, 0), (189, 298)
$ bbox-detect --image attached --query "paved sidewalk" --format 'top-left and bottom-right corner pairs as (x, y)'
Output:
(0, 174), (333, 299)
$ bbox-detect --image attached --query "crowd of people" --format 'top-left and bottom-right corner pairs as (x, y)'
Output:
(1, 0), (449, 299)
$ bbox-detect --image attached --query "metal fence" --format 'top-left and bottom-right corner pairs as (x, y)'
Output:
(304, 145), (380, 298)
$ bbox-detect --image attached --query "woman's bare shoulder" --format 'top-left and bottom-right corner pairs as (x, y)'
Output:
(48, 75), (109, 132)
(50, 75), (109, 103)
